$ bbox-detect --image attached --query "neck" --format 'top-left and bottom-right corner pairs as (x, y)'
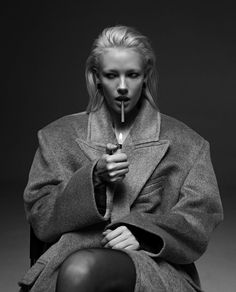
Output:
(111, 107), (139, 145)
(112, 111), (137, 131)
(112, 105), (140, 132)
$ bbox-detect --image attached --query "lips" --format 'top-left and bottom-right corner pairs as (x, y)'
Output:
(115, 96), (130, 102)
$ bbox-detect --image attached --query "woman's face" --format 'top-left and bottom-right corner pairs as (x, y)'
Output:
(97, 48), (146, 117)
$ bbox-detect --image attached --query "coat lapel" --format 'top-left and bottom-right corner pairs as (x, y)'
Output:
(121, 140), (169, 206)
(75, 99), (170, 219)
(75, 103), (116, 161)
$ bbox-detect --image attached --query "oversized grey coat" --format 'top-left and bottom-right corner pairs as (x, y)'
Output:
(19, 99), (223, 292)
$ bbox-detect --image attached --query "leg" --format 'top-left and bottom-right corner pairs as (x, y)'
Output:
(56, 248), (136, 292)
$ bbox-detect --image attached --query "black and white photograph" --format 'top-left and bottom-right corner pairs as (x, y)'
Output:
(1, 1), (235, 291)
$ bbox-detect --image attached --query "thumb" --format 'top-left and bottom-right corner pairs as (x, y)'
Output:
(106, 143), (118, 155)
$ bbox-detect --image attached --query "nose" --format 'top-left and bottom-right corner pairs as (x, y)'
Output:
(117, 77), (128, 96)
(117, 88), (128, 96)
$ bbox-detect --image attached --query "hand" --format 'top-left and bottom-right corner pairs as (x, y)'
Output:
(94, 143), (129, 184)
(101, 226), (140, 251)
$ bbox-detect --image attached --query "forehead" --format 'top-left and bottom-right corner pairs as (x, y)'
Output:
(99, 48), (144, 71)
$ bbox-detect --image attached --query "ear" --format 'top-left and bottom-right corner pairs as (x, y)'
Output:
(94, 71), (101, 84)
(143, 65), (150, 80)
(91, 65), (100, 82)
(143, 72), (148, 84)
(92, 69), (102, 90)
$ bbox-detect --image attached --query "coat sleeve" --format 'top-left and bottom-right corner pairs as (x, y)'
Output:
(24, 130), (107, 243)
(107, 140), (224, 264)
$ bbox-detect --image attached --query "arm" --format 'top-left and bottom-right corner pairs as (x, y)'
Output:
(24, 130), (107, 243)
(106, 140), (224, 264)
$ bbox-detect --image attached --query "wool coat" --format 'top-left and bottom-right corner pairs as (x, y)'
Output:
(19, 99), (223, 292)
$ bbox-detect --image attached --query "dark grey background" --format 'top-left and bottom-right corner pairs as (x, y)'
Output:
(1, 1), (236, 291)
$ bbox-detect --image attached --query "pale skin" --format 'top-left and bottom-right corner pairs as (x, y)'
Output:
(94, 48), (147, 251)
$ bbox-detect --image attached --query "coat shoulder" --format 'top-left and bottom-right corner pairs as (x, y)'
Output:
(160, 113), (207, 151)
(39, 111), (89, 141)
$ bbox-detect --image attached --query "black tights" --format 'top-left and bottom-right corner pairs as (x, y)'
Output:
(56, 248), (136, 292)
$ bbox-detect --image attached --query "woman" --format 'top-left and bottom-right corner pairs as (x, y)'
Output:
(19, 25), (223, 292)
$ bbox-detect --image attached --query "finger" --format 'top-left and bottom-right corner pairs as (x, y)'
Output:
(110, 161), (129, 171)
(123, 243), (140, 250)
(101, 168), (127, 183)
(102, 226), (129, 243)
(111, 238), (139, 250)
(104, 232), (130, 247)
(109, 175), (126, 183)
(102, 229), (112, 236)
(106, 161), (129, 172)
(113, 237), (140, 250)
(106, 153), (128, 163)
(109, 168), (129, 176)
(98, 172), (126, 184)
(108, 169), (128, 181)
(106, 143), (118, 155)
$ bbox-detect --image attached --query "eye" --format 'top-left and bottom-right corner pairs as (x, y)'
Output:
(104, 73), (117, 79)
(128, 72), (140, 78)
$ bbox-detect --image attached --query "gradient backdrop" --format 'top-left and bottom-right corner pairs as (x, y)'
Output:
(1, 1), (236, 291)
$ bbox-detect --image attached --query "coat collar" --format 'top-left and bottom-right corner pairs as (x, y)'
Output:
(87, 98), (161, 146)
(76, 99), (169, 220)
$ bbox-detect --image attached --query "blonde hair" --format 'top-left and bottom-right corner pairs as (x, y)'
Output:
(85, 25), (159, 112)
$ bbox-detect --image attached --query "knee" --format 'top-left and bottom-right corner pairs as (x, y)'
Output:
(56, 250), (97, 291)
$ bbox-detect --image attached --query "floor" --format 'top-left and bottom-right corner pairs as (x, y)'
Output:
(1, 184), (235, 292)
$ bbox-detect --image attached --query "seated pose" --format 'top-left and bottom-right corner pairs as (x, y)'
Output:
(19, 25), (223, 292)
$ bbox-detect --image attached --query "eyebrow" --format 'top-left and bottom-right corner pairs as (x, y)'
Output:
(102, 69), (142, 73)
